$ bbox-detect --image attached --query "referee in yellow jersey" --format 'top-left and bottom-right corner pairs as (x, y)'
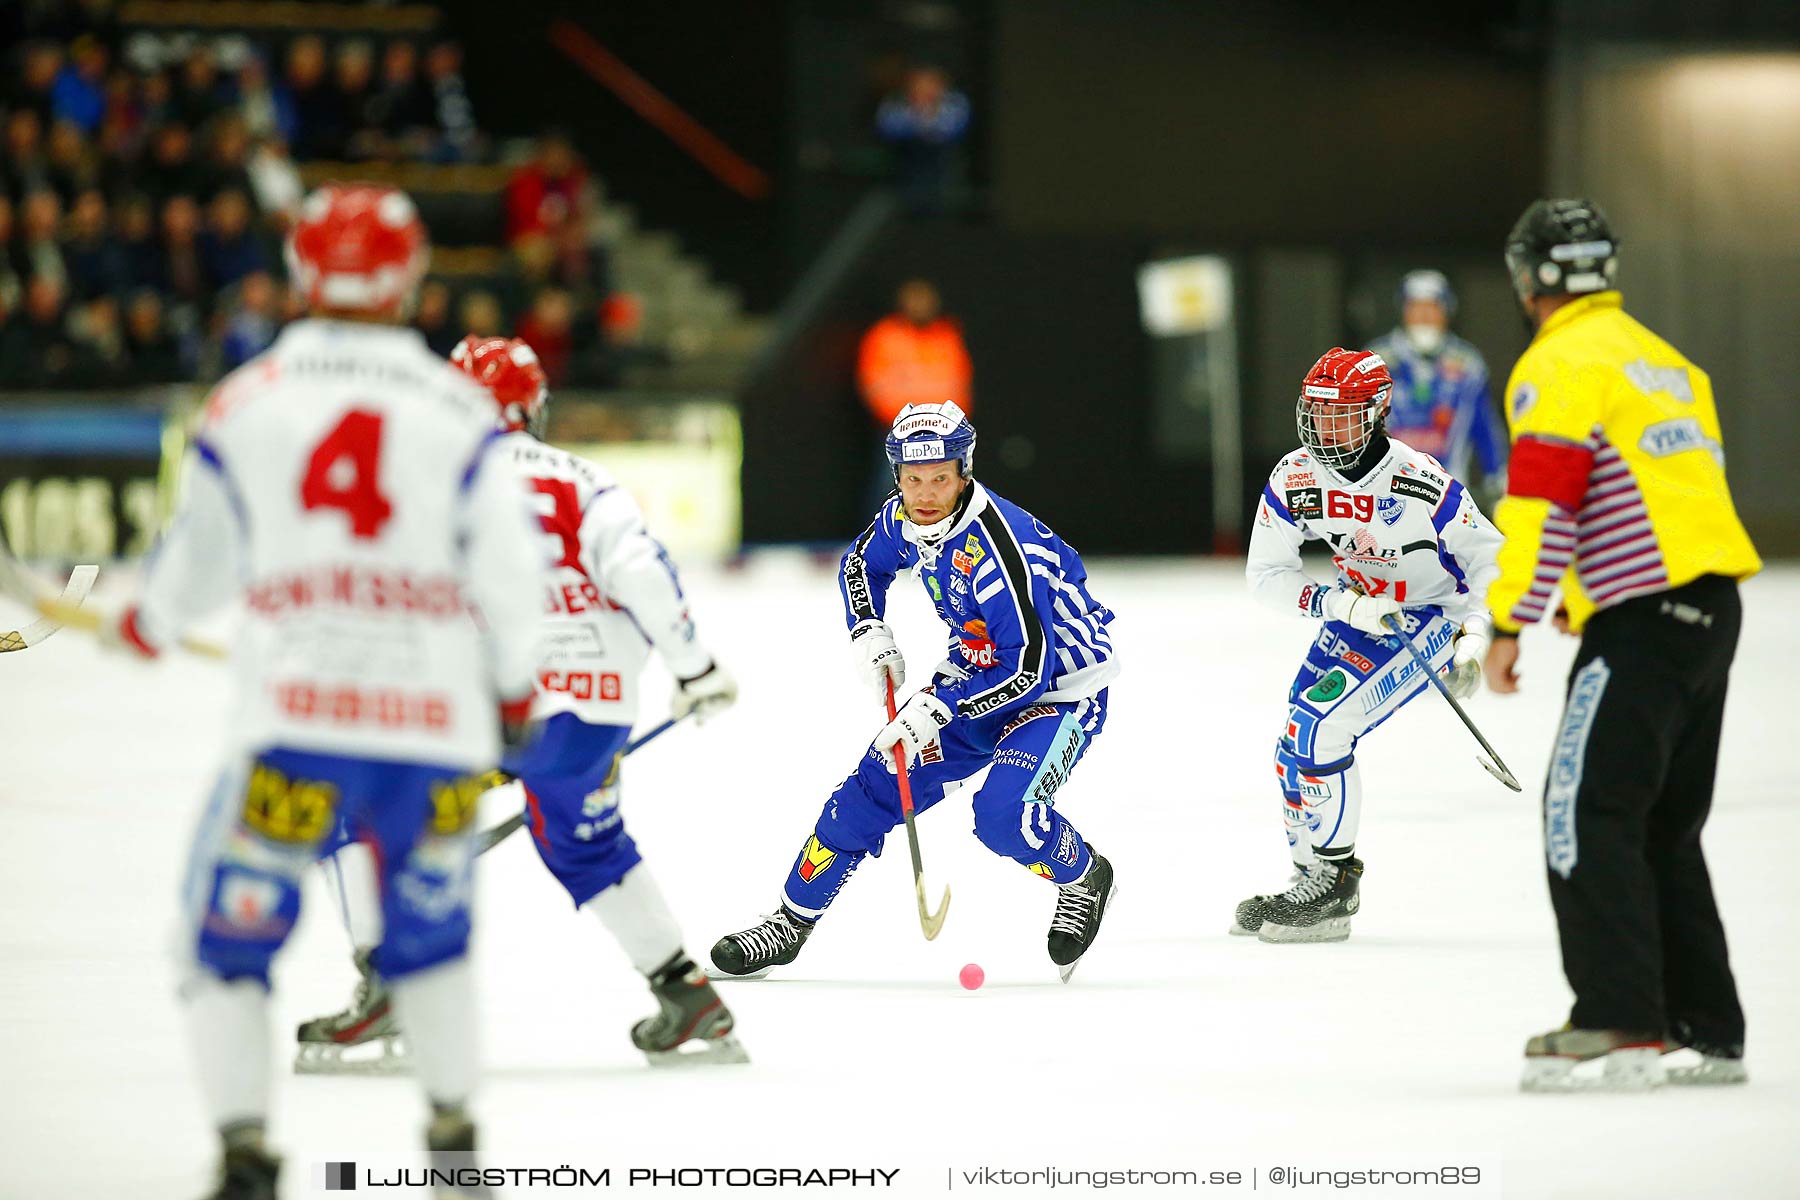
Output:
(1483, 199), (1761, 1091)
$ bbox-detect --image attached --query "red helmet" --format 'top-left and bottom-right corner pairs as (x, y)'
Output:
(451, 335), (550, 434)
(1296, 347), (1392, 472)
(284, 183), (428, 313)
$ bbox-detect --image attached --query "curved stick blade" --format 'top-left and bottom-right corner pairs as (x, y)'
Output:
(917, 878), (951, 941)
(1480, 755), (1523, 792)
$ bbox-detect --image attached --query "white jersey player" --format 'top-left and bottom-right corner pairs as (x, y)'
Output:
(106, 185), (543, 1200)
(298, 336), (742, 1071)
(1235, 346), (1502, 943)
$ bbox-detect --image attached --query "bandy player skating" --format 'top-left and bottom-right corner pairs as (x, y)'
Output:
(298, 336), (743, 1071)
(1237, 347), (1502, 942)
(105, 185), (545, 1200)
(710, 402), (1121, 982)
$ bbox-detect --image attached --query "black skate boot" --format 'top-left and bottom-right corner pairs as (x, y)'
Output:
(1521, 1025), (1665, 1092)
(1047, 849), (1117, 983)
(426, 1107), (492, 1199)
(294, 947), (405, 1074)
(710, 908), (813, 978)
(1231, 867), (1305, 936)
(200, 1123), (278, 1200)
(1662, 1019), (1748, 1086)
(1257, 856), (1362, 943)
(631, 953), (749, 1066)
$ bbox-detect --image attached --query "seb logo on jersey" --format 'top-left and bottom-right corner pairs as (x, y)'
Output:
(959, 618), (997, 668)
(951, 534), (985, 577)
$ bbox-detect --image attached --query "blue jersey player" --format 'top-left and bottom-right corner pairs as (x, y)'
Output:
(1368, 270), (1506, 488)
(710, 402), (1121, 982)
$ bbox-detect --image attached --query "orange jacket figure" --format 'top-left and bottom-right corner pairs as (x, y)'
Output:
(856, 313), (972, 426)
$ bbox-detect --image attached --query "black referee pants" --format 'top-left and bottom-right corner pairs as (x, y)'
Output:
(1543, 573), (1745, 1050)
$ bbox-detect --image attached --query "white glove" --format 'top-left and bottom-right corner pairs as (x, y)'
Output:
(849, 619), (905, 699)
(1446, 623), (1491, 701)
(874, 688), (953, 770)
(672, 660), (738, 724)
(1322, 588), (1405, 637)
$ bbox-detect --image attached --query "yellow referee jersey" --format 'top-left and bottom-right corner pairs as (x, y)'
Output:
(1488, 291), (1760, 634)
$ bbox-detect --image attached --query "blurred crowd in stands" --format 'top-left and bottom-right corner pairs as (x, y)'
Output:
(0, 0), (650, 393)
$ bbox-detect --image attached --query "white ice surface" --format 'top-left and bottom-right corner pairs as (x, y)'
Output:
(2, 557), (1796, 1199)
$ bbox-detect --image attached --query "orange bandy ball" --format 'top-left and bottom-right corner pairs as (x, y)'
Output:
(959, 963), (985, 990)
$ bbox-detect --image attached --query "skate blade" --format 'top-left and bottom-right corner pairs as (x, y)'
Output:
(1521, 1047), (1663, 1093)
(294, 1035), (410, 1076)
(1057, 880), (1120, 984)
(1257, 916), (1351, 943)
(643, 1034), (750, 1068)
(1664, 1055), (1747, 1086)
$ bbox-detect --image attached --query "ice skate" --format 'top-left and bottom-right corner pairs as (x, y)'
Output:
(426, 1111), (492, 1200)
(1521, 1026), (1665, 1092)
(709, 908), (813, 979)
(1257, 857), (1361, 943)
(1662, 1021), (1748, 1086)
(200, 1142), (279, 1200)
(1048, 849), (1116, 982)
(1231, 868), (1303, 936)
(631, 955), (750, 1066)
(293, 948), (408, 1075)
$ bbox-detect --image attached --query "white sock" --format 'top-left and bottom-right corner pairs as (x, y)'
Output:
(180, 972), (271, 1130)
(326, 840), (384, 950)
(582, 864), (684, 976)
(388, 957), (477, 1107)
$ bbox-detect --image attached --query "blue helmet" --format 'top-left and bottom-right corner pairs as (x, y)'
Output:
(884, 401), (977, 480)
(1397, 269), (1456, 317)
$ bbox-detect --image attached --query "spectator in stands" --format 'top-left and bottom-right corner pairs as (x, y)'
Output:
(369, 40), (436, 159)
(51, 35), (109, 134)
(857, 278), (972, 424)
(216, 269), (279, 369)
(515, 286), (576, 383)
(874, 66), (970, 214)
(412, 278), (459, 357)
(199, 188), (266, 290)
(122, 287), (188, 382)
(201, 112), (255, 201)
(96, 66), (147, 169)
(13, 43), (64, 127)
(236, 51), (298, 148)
(855, 278), (974, 511)
(46, 118), (99, 202)
(172, 45), (232, 131)
(586, 292), (667, 387)
(0, 283), (29, 373)
(140, 121), (203, 205)
(10, 274), (97, 386)
(458, 289), (502, 339)
(336, 41), (385, 161)
(69, 292), (127, 380)
(138, 67), (174, 129)
(505, 131), (592, 247)
(113, 192), (161, 292)
(62, 187), (122, 300)
(16, 189), (69, 291)
(3, 109), (53, 202)
(424, 40), (478, 162)
(286, 35), (344, 161)
(158, 193), (209, 316)
(0, 196), (20, 308)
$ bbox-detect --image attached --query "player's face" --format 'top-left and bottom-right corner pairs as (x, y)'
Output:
(1306, 399), (1362, 447)
(898, 461), (968, 525)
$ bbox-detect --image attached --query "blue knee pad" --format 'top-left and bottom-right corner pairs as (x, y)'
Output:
(194, 863), (304, 986)
(814, 756), (905, 858)
(967, 707), (1093, 883)
(515, 715), (641, 908)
